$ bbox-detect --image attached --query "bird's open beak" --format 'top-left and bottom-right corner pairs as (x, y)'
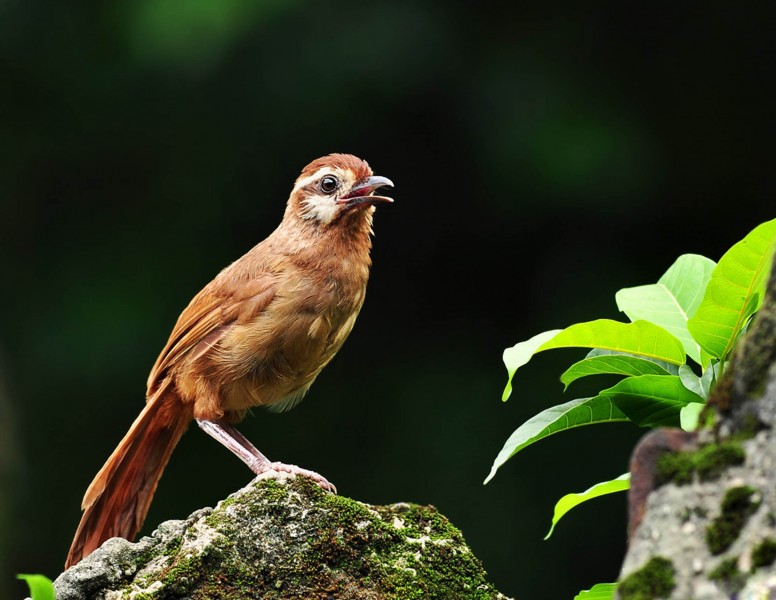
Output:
(338, 175), (394, 209)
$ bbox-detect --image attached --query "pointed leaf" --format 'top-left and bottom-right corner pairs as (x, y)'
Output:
(484, 396), (629, 484)
(545, 473), (630, 539)
(601, 375), (705, 428)
(658, 254), (717, 317)
(561, 355), (672, 390)
(700, 362), (718, 399)
(678, 364), (703, 397)
(574, 583), (617, 600)
(503, 320), (686, 400)
(688, 218), (776, 359)
(17, 575), (55, 600)
(680, 402), (705, 432)
(502, 330), (561, 400)
(616, 254), (716, 363)
(540, 320), (685, 363)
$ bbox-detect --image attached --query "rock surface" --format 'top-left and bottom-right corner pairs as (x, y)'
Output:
(55, 474), (510, 599)
(618, 256), (776, 599)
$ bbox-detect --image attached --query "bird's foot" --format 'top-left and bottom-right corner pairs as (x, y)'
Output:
(266, 462), (337, 494)
(194, 420), (336, 493)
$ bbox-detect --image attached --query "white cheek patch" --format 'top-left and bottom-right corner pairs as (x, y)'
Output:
(294, 166), (360, 224)
(301, 193), (340, 224)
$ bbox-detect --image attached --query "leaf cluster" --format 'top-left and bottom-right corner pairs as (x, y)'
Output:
(485, 218), (776, 599)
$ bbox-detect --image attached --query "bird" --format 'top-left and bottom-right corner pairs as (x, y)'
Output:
(65, 153), (393, 568)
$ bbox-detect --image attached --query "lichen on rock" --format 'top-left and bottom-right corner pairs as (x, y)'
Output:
(55, 474), (510, 599)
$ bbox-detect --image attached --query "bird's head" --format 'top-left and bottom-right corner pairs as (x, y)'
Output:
(287, 154), (393, 226)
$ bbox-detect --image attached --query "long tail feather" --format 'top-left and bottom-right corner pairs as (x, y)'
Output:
(65, 387), (191, 568)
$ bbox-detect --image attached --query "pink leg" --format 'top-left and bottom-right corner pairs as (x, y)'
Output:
(195, 419), (336, 493)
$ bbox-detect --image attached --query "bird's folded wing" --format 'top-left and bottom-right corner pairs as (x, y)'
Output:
(146, 273), (277, 393)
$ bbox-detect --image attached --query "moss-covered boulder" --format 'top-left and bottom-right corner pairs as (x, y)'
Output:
(54, 474), (510, 599)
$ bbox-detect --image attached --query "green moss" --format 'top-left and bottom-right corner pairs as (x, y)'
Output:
(110, 477), (504, 599)
(131, 536), (182, 591)
(656, 442), (745, 486)
(708, 556), (738, 580)
(656, 451), (695, 485)
(708, 556), (746, 594)
(618, 556), (675, 600)
(203, 477), (291, 532)
(706, 486), (761, 555)
(695, 444), (746, 480)
(161, 545), (211, 593)
(751, 538), (776, 569)
(377, 504), (493, 599)
(259, 477), (294, 502)
(286, 478), (498, 599)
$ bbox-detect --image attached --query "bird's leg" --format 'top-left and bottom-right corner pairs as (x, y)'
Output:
(195, 419), (336, 493)
(195, 419), (272, 472)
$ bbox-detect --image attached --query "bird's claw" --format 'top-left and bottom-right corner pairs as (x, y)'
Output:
(268, 461), (337, 494)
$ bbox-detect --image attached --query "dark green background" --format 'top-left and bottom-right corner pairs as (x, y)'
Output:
(2, 2), (774, 598)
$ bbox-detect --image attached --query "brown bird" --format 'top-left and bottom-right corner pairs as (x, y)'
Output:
(65, 153), (393, 568)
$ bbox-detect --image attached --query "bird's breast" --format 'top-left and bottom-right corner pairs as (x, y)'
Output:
(215, 269), (368, 413)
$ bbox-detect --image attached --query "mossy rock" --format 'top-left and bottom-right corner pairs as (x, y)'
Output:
(655, 442), (745, 486)
(705, 486), (761, 556)
(707, 556), (747, 595)
(751, 537), (776, 569)
(617, 556), (675, 600)
(55, 475), (510, 599)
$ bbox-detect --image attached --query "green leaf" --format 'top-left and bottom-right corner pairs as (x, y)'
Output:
(545, 473), (630, 540)
(542, 320), (686, 364)
(502, 330), (561, 400)
(586, 348), (680, 373)
(688, 218), (776, 360)
(574, 582), (617, 600)
(678, 364), (703, 397)
(484, 396), (629, 484)
(700, 347), (714, 369)
(616, 254), (716, 364)
(700, 362), (718, 399)
(17, 574), (55, 600)
(680, 402), (705, 432)
(503, 320), (686, 400)
(561, 354), (673, 390)
(601, 375), (705, 428)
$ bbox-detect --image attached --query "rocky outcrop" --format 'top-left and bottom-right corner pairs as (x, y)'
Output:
(55, 474), (510, 599)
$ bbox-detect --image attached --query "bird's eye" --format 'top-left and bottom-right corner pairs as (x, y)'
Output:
(319, 175), (340, 194)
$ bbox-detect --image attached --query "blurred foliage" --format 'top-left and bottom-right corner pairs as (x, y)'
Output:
(1, 1), (774, 599)
(17, 574), (55, 600)
(120, 0), (297, 73)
